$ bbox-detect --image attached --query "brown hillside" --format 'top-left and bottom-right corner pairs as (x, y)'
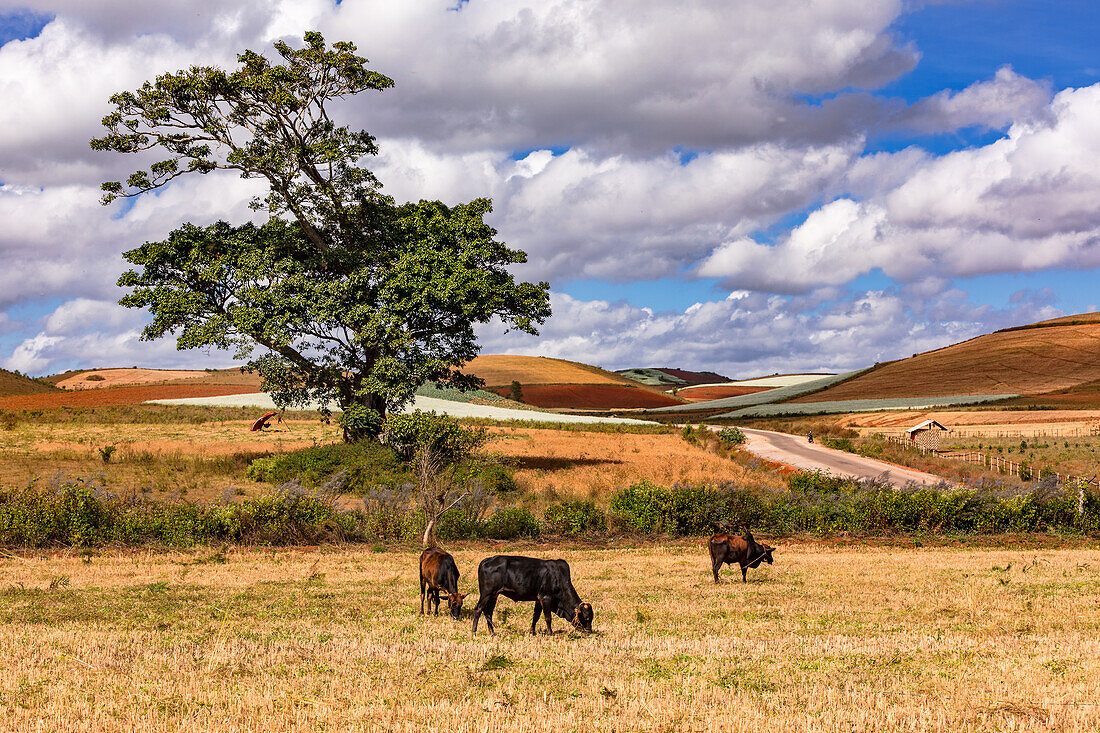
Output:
(52, 367), (261, 391)
(0, 383), (261, 410)
(0, 368), (60, 397)
(795, 316), (1100, 402)
(461, 355), (631, 387)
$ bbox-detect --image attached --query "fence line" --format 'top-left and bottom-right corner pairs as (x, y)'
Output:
(883, 435), (1100, 493)
(948, 426), (1100, 439)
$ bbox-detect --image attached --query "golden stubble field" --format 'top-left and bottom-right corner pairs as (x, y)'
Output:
(2, 542), (1099, 732)
(0, 420), (781, 504)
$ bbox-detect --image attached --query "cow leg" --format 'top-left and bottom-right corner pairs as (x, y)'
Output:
(530, 602), (542, 635)
(433, 589), (441, 615)
(539, 596), (554, 635)
(712, 557), (724, 584)
(741, 565), (748, 583)
(420, 580), (426, 614)
(471, 599), (482, 635)
(482, 595), (498, 635)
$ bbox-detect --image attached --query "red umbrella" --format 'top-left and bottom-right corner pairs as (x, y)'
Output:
(250, 411), (279, 432)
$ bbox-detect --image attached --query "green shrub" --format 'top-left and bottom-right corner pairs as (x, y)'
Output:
(717, 427), (746, 447)
(482, 507), (540, 539)
(544, 501), (607, 535)
(339, 405), (384, 442)
(247, 441), (410, 492)
(821, 437), (854, 452)
(383, 410), (486, 463)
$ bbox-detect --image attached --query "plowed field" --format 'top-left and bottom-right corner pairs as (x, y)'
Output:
(489, 384), (682, 409)
(0, 384), (261, 410)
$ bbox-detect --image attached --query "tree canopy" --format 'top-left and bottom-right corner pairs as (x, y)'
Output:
(94, 33), (551, 440)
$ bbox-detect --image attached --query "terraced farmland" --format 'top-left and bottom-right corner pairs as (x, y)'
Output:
(716, 393), (1018, 419)
(648, 368), (872, 413)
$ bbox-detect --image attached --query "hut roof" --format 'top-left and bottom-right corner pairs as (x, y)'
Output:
(906, 419), (948, 434)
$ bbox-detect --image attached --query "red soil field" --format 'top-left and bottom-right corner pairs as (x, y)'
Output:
(489, 384), (683, 409)
(0, 384), (261, 410)
(677, 385), (773, 401)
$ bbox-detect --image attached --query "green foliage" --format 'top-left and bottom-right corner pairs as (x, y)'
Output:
(481, 508), (541, 539)
(247, 441), (411, 491)
(339, 406), (384, 444)
(609, 481), (767, 535)
(383, 410), (486, 464)
(543, 501), (607, 535)
(96, 34), (551, 440)
(0, 476), (358, 547)
(606, 472), (1100, 537)
(717, 427), (746, 447)
(821, 437), (855, 452)
(98, 445), (117, 464)
(509, 380), (524, 403)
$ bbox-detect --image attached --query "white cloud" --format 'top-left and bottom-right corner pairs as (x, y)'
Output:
(700, 83), (1100, 291)
(2, 298), (240, 374)
(475, 284), (1063, 377)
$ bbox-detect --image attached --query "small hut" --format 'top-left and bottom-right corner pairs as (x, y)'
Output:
(906, 420), (948, 451)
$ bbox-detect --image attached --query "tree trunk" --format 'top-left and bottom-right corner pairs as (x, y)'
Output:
(423, 514), (439, 548)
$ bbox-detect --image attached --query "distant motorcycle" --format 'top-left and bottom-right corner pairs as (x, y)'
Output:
(807, 432), (814, 443)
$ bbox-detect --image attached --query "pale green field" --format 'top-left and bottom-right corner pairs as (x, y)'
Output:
(2, 542), (1099, 731)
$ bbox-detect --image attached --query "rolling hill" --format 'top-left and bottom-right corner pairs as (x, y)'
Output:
(793, 312), (1100, 403)
(0, 368), (60, 398)
(464, 355), (683, 409)
(616, 367), (730, 386)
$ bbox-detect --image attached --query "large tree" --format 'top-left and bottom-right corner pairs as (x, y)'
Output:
(92, 33), (550, 440)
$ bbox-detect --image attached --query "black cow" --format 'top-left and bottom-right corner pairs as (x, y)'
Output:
(709, 529), (775, 583)
(471, 555), (594, 636)
(420, 547), (468, 619)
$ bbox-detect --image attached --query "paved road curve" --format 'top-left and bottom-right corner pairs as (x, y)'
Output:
(738, 427), (949, 487)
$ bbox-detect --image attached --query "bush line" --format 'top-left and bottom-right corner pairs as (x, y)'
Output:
(1, 470), (1097, 548)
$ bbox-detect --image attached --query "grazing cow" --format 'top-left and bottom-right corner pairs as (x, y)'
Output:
(709, 529), (775, 583)
(471, 555), (594, 636)
(419, 547), (468, 619)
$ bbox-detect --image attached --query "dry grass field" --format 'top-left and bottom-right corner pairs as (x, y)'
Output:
(838, 408), (1100, 435)
(54, 368), (214, 390)
(484, 427), (784, 503)
(0, 416), (332, 501)
(2, 542), (1100, 732)
(0, 415), (778, 505)
(795, 315), (1100, 401)
(461, 355), (631, 387)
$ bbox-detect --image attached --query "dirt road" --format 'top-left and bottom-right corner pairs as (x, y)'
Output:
(739, 427), (948, 486)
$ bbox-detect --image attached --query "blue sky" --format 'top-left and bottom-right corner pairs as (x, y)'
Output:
(1, 1), (1098, 377)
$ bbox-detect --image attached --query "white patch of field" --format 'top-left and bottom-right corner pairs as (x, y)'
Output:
(676, 374), (834, 391)
(146, 393), (656, 425)
(725, 373), (835, 387)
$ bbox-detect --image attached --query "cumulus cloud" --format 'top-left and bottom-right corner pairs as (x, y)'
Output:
(700, 83), (1100, 291)
(474, 283), (1063, 377)
(0, 0), (1090, 377)
(2, 298), (239, 374)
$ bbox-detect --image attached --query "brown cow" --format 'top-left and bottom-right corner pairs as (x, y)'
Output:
(419, 548), (468, 619)
(709, 529), (774, 583)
